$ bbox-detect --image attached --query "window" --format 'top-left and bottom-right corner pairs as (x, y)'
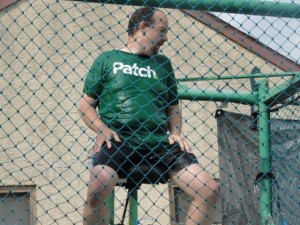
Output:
(0, 185), (36, 225)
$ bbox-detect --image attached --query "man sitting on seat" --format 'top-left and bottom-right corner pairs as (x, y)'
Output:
(79, 7), (219, 225)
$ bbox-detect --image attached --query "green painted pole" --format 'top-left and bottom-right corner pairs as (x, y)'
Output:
(178, 83), (258, 105)
(74, 0), (300, 18)
(129, 190), (138, 225)
(177, 71), (299, 82)
(258, 79), (274, 225)
(107, 192), (115, 225)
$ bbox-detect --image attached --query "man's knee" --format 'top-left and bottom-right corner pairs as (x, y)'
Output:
(86, 193), (101, 208)
(86, 165), (118, 203)
(208, 178), (219, 191)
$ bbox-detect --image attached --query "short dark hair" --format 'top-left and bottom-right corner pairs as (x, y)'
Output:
(127, 7), (158, 36)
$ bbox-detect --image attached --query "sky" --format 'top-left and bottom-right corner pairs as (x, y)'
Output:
(213, 0), (300, 64)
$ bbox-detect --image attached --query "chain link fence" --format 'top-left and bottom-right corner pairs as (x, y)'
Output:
(1, 0), (299, 224)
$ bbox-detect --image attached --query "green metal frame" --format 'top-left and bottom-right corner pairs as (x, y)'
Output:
(178, 72), (300, 105)
(178, 71), (299, 225)
(129, 190), (138, 225)
(258, 79), (273, 225)
(108, 187), (138, 225)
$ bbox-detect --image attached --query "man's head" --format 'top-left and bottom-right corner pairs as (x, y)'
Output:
(127, 7), (169, 56)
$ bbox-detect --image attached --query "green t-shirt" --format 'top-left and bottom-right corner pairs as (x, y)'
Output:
(83, 50), (179, 149)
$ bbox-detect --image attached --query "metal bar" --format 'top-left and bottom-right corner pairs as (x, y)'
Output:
(70, 0), (300, 18)
(177, 71), (299, 82)
(129, 189), (138, 225)
(107, 192), (115, 225)
(178, 83), (258, 105)
(258, 79), (274, 225)
(264, 72), (300, 107)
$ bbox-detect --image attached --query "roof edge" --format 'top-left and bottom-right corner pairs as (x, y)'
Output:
(183, 10), (300, 72)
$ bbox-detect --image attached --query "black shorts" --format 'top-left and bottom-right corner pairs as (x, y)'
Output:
(92, 140), (198, 179)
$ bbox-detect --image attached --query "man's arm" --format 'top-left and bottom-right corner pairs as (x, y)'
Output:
(167, 103), (182, 135)
(79, 94), (105, 133)
(79, 94), (120, 152)
(166, 103), (191, 152)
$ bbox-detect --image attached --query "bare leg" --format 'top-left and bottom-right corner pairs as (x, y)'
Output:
(170, 164), (219, 225)
(83, 165), (118, 225)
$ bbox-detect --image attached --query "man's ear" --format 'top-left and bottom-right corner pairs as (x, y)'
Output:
(138, 21), (147, 34)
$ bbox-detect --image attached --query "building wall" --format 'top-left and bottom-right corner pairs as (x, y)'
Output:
(0, 0), (283, 224)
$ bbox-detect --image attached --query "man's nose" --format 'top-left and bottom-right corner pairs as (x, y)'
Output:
(162, 32), (168, 42)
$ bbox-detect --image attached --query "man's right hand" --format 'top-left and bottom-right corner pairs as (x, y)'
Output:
(93, 127), (121, 154)
(79, 94), (121, 154)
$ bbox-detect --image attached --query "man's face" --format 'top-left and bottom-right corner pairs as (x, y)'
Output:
(142, 11), (169, 56)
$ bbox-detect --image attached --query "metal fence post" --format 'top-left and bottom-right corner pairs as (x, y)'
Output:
(258, 79), (273, 225)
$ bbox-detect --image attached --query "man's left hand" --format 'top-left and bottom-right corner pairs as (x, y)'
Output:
(168, 133), (194, 154)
